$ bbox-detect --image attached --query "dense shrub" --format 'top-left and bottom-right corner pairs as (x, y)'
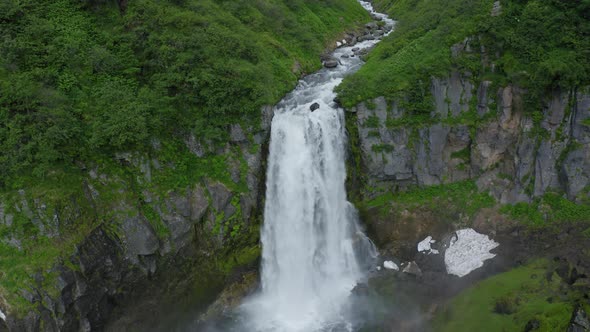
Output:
(0, 0), (369, 188)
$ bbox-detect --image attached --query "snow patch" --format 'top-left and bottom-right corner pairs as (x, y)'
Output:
(417, 236), (439, 254)
(444, 228), (499, 277)
(383, 261), (399, 271)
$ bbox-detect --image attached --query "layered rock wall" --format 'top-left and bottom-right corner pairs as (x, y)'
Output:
(0, 106), (274, 331)
(349, 79), (590, 203)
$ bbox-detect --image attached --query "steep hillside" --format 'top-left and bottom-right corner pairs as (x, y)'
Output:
(338, 0), (590, 330)
(0, 0), (370, 330)
(0, 0), (368, 186)
(340, 0), (590, 242)
(338, 0), (590, 108)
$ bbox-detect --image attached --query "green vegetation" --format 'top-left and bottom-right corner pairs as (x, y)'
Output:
(479, 1), (590, 93)
(364, 180), (495, 218)
(336, 0), (590, 116)
(371, 144), (394, 153)
(336, 0), (491, 109)
(0, 0), (369, 189)
(0, 187), (100, 316)
(363, 115), (381, 128)
(433, 259), (586, 332)
(450, 147), (471, 162)
(0, 0), (370, 315)
(218, 245), (261, 275)
(501, 192), (590, 226)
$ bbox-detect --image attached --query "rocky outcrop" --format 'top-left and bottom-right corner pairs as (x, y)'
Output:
(568, 306), (590, 332)
(349, 81), (590, 202)
(0, 105), (274, 331)
(322, 56), (340, 68)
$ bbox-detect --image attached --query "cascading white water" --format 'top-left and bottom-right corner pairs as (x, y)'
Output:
(238, 2), (395, 331)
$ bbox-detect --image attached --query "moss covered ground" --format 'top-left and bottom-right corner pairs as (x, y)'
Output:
(433, 259), (588, 332)
(361, 180), (496, 221)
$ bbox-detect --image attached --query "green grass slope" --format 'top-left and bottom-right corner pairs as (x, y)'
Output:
(433, 260), (589, 332)
(336, 0), (590, 114)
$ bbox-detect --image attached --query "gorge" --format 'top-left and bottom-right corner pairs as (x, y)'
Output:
(240, 3), (390, 330)
(0, 0), (589, 331)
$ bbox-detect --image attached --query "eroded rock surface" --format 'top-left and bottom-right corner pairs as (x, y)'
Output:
(351, 82), (590, 202)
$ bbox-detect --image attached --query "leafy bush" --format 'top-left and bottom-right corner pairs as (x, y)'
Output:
(0, 0), (369, 188)
(501, 192), (590, 225)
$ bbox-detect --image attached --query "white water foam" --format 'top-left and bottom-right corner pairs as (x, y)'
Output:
(239, 2), (395, 331)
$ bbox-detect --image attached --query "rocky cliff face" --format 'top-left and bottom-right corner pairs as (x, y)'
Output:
(349, 79), (590, 203)
(0, 107), (273, 331)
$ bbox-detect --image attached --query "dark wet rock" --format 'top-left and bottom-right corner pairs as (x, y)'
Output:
(260, 105), (274, 133)
(416, 249), (446, 274)
(229, 124), (247, 143)
(358, 34), (376, 42)
(310, 102), (320, 112)
(524, 318), (541, 331)
(184, 134), (206, 157)
(344, 33), (357, 46)
(341, 54), (349, 59)
(206, 181), (233, 212)
(351, 283), (370, 296)
(323, 57), (339, 68)
(371, 14), (382, 21)
(438, 232), (458, 253)
(348, 79), (590, 202)
(402, 261), (423, 277)
(120, 215), (160, 264)
(568, 306), (590, 332)
(365, 21), (378, 30)
(491, 1), (502, 16)
(199, 272), (259, 323)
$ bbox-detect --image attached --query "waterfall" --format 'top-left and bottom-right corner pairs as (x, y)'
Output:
(237, 2), (394, 331)
(251, 99), (376, 332)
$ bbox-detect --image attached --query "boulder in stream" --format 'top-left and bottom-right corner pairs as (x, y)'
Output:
(365, 21), (378, 30)
(310, 103), (320, 112)
(568, 305), (590, 332)
(323, 57), (339, 68)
